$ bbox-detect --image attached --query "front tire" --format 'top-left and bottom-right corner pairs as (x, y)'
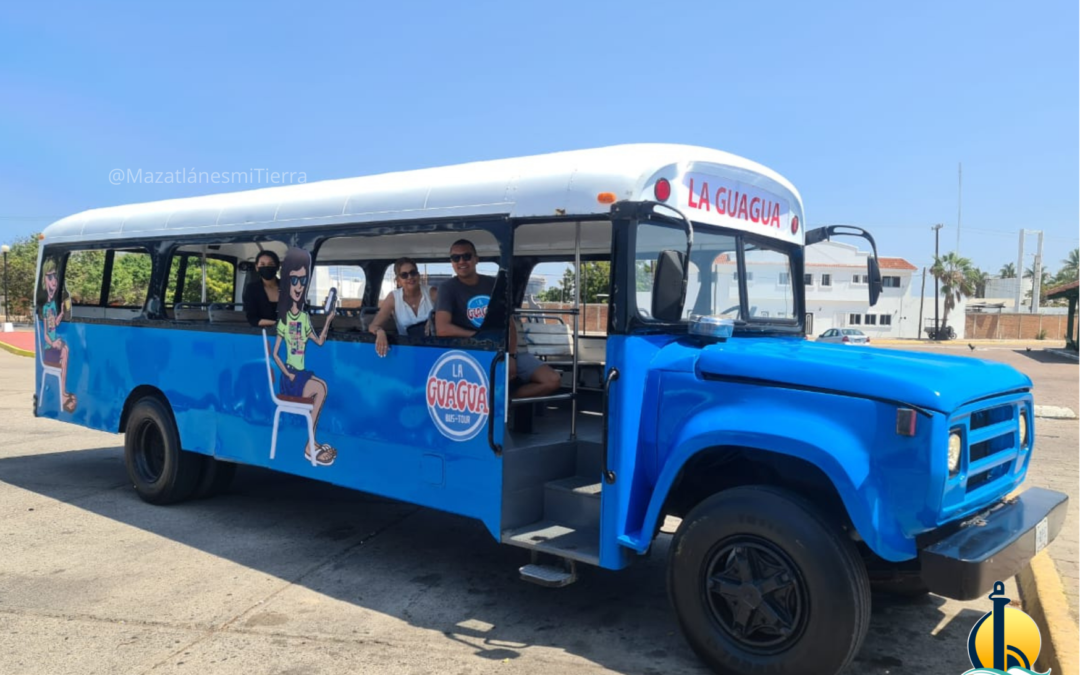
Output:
(668, 486), (870, 675)
(124, 397), (203, 505)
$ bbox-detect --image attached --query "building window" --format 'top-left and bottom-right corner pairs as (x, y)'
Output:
(865, 314), (877, 325)
(883, 276), (901, 288)
(849, 313), (861, 325)
(821, 274), (832, 287)
(779, 272), (790, 285)
(880, 314), (892, 326)
(733, 271), (754, 281)
(852, 274), (868, 284)
(804, 273), (813, 286)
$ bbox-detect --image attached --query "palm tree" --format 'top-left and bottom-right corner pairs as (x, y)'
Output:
(1056, 248), (1079, 284)
(931, 252), (977, 335)
(998, 262), (1016, 278)
(970, 267), (991, 298)
(1023, 265), (1052, 304)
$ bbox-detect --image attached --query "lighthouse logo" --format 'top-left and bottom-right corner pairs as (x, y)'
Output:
(963, 581), (1048, 674)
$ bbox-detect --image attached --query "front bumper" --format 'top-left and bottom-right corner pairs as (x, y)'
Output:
(919, 487), (1068, 600)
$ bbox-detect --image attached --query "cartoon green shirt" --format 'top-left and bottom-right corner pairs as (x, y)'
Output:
(277, 310), (313, 371)
(43, 301), (58, 343)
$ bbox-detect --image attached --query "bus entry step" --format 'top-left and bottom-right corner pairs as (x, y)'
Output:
(519, 562), (577, 588)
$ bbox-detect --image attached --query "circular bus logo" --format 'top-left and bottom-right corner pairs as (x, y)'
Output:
(466, 295), (490, 328)
(425, 351), (490, 441)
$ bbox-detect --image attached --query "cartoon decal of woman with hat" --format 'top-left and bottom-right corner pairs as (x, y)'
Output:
(271, 247), (338, 466)
(40, 258), (77, 412)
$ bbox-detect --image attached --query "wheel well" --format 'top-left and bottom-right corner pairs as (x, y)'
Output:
(118, 385), (172, 434)
(661, 446), (855, 535)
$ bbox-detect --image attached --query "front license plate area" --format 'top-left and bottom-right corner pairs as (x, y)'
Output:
(1035, 517), (1049, 554)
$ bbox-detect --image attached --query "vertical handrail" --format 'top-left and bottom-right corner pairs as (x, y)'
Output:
(602, 367), (619, 484)
(571, 221), (580, 441)
(488, 350), (505, 455)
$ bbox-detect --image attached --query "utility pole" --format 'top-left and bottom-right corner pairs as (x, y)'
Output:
(918, 267), (927, 340)
(932, 223), (943, 339)
(956, 163), (962, 255)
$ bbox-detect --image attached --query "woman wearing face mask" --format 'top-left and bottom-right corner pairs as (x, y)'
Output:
(243, 250), (281, 327)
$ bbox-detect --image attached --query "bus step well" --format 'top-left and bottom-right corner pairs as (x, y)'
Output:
(503, 475), (601, 566)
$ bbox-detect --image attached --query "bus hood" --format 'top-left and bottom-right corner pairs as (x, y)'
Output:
(693, 339), (1031, 413)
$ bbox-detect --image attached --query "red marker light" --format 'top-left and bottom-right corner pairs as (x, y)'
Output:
(791, 215), (800, 235)
(654, 178), (671, 202)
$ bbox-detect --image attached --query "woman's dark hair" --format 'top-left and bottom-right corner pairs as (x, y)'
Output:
(255, 250), (280, 267)
(277, 247), (312, 324)
(393, 257), (418, 279)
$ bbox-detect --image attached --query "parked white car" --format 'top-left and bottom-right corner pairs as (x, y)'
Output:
(818, 328), (870, 344)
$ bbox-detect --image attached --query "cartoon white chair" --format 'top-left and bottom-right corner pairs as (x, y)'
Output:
(37, 323), (62, 414)
(262, 329), (317, 466)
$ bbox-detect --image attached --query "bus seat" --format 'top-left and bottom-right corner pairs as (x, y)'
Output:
(174, 303), (210, 322)
(208, 303), (248, 324)
(519, 318), (574, 358)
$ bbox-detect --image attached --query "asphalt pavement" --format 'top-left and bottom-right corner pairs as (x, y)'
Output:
(2, 345), (1072, 675)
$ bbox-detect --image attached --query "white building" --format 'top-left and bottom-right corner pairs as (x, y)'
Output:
(712, 241), (962, 339)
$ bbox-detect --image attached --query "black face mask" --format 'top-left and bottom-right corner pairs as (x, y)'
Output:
(258, 266), (278, 280)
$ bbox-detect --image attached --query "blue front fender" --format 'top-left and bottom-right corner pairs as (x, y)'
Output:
(624, 395), (924, 563)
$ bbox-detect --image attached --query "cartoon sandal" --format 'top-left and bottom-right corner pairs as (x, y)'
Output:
(305, 444), (337, 467)
(62, 394), (78, 413)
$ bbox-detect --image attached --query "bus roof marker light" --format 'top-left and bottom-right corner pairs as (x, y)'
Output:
(597, 192), (617, 205)
(791, 215), (800, 235)
(654, 178), (671, 202)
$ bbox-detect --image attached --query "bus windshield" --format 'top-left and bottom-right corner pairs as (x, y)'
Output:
(635, 220), (797, 328)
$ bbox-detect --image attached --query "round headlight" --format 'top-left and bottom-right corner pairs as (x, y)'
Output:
(948, 432), (963, 474)
(1019, 410), (1029, 448)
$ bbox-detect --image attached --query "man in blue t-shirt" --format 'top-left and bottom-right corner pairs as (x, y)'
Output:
(436, 239), (560, 399)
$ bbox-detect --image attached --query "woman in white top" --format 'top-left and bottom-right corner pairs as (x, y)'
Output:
(370, 257), (437, 357)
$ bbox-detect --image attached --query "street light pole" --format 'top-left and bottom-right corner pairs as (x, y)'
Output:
(931, 224), (943, 339)
(1, 244), (10, 327)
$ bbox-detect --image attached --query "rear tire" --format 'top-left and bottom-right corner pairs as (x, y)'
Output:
(668, 486), (871, 675)
(123, 396), (203, 505)
(192, 458), (237, 499)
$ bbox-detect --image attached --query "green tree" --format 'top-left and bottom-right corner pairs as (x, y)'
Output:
(536, 263), (611, 303)
(998, 262), (1016, 278)
(930, 252), (977, 333)
(1054, 248), (1079, 285)
(2, 234), (41, 319)
(971, 267), (991, 298)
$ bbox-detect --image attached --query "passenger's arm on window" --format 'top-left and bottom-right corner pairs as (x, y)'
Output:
(435, 310), (475, 338)
(369, 294), (395, 334)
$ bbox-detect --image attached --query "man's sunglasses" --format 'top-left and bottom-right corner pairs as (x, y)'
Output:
(399, 270), (420, 279)
(289, 275), (307, 286)
(450, 253), (474, 263)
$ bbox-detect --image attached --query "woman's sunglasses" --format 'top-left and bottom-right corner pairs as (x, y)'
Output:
(399, 270), (420, 279)
(450, 253), (474, 263)
(289, 275), (307, 287)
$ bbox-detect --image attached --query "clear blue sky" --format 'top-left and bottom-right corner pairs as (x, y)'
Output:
(1, 1), (1077, 278)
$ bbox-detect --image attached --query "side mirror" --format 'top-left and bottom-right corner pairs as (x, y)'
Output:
(651, 249), (686, 322)
(867, 256), (882, 307)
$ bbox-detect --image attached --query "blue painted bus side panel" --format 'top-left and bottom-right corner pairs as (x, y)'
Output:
(36, 323), (506, 539)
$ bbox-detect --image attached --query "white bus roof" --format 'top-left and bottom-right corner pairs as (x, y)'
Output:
(41, 144), (804, 246)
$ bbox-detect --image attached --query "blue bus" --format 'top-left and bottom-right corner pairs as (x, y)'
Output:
(34, 145), (1067, 675)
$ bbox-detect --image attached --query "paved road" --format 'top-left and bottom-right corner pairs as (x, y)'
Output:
(0, 347), (1065, 675)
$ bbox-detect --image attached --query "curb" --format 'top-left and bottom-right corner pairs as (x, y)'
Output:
(0, 341), (34, 358)
(1017, 551), (1078, 675)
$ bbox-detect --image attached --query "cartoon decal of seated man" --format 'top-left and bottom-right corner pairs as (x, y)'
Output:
(271, 247), (338, 466)
(41, 258), (77, 412)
